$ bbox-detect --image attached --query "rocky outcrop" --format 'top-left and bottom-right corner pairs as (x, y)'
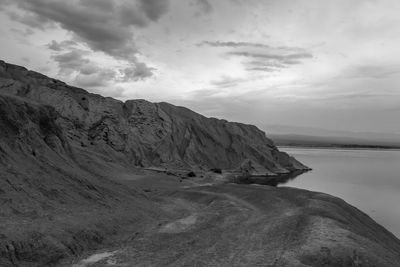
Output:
(0, 60), (308, 175)
(0, 93), (164, 267)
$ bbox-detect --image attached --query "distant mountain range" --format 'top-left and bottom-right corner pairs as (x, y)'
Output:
(263, 124), (400, 148)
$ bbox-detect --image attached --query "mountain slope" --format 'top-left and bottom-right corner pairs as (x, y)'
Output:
(0, 60), (307, 266)
(0, 60), (308, 175)
(0, 94), (164, 266)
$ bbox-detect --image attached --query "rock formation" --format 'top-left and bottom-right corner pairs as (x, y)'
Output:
(0, 60), (308, 175)
(0, 60), (307, 266)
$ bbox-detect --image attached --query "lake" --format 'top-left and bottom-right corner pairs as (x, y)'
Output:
(278, 147), (400, 238)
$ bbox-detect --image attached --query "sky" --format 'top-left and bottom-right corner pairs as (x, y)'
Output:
(0, 0), (399, 134)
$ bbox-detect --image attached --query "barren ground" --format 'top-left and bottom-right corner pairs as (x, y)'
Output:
(68, 171), (400, 267)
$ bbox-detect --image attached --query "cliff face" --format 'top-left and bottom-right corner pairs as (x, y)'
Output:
(0, 93), (162, 266)
(0, 60), (307, 174)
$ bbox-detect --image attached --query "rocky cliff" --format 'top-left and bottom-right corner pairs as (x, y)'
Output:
(0, 60), (307, 175)
(0, 92), (164, 266)
(1, 60), (400, 267)
(0, 60), (307, 265)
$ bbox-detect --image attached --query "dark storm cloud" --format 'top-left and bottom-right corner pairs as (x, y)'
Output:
(228, 51), (312, 72)
(51, 50), (91, 75)
(246, 67), (279, 72)
(119, 4), (148, 28)
(244, 60), (286, 72)
(202, 40), (312, 72)
(195, 0), (213, 14)
(9, 0), (170, 80)
(210, 76), (244, 88)
(14, 0), (137, 59)
(10, 27), (35, 37)
(79, 64), (99, 76)
(227, 51), (313, 60)
(201, 41), (271, 48)
(122, 63), (155, 82)
(47, 40), (77, 51)
(139, 0), (170, 21)
(51, 48), (155, 87)
(79, 0), (114, 11)
(75, 68), (117, 88)
(6, 10), (52, 30)
(282, 60), (302, 65)
(201, 41), (307, 53)
(0, 0), (6, 10)
(247, 60), (286, 68)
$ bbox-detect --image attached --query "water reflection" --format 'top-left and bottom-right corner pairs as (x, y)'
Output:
(277, 147), (400, 238)
(234, 170), (308, 186)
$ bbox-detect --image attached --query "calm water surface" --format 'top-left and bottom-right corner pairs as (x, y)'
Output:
(279, 147), (400, 238)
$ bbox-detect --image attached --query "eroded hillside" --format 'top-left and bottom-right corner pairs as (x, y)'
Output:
(0, 60), (308, 175)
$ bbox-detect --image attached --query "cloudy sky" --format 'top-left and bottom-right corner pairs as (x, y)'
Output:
(0, 0), (399, 134)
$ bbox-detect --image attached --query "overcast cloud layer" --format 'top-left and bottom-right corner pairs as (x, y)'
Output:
(0, 0), (399, 134)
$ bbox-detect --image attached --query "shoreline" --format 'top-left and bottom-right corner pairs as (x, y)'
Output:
(278, 144), (400, 151)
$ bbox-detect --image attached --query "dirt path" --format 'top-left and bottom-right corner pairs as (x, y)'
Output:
(68, 184), (400, 267)
(183, 188), (262, 213)
(72, 250), (119, 267)
(71, 186), (265, 266)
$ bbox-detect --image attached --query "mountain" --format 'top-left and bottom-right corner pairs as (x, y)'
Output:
(264, 124), (400, 148)
(0, 60), (307, 175)
(1, 60), (400, 266)
(0, 60), (306, 265)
